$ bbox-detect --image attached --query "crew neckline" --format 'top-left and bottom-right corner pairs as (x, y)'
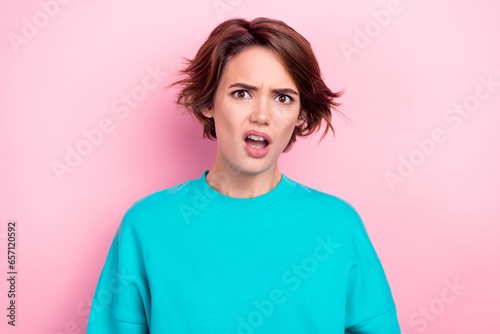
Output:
(191, 169), (297, 214)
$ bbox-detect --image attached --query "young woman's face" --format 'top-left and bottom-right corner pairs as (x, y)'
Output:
(202, 46), (304, 175)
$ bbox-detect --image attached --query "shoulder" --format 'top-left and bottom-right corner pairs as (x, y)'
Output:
(291, 178), (367, 234)
(120, 177), (194, 224)
(292, 180), (382, 265)
(293, 179), (361, 218)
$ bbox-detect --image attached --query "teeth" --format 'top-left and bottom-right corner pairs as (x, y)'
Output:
(247, 134), (267, 141)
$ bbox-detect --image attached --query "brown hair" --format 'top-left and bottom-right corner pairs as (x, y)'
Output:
(167, 17), (347, 153)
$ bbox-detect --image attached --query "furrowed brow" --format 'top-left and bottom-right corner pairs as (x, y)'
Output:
(228, 82), (298, 96)
(272, 88), (299, 96)
(228, 82), (257, 91)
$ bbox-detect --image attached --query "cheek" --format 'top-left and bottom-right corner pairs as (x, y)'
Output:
(213, 108), (243, 142)
(277, 118), (300, 146)
(273, 103), (300, 124)
(278, 111), (301, 132)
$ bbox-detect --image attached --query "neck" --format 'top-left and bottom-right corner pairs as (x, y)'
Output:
(205, 160), (282, 199)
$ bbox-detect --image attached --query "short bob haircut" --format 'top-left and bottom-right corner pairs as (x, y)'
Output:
(168, 17), (345, 153)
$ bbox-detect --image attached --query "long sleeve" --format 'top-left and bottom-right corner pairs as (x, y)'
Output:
(342, 203), (401, 333)
(86, 207), (150, 333)
(85, 171), (402, 332)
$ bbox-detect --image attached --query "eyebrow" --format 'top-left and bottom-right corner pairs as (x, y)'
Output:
(228, 82), (299, 96)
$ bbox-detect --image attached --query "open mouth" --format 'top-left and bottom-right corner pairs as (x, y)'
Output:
(244, 135), (269, 149)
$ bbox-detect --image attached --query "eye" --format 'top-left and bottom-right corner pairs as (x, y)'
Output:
(231, 90), (251, 99)
(275, 94), (294, 104)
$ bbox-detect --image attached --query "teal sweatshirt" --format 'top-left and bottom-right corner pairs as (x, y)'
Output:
(86, 170), (400, 333)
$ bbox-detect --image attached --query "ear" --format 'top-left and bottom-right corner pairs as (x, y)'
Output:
(295, 109), (305, 127)
(201, 105), (214, 118)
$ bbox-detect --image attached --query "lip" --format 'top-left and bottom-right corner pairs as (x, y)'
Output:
(243, 130), (272, 144)
(243, 130), (272, 158)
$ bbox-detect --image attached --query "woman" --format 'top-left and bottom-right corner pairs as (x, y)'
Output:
(86, 17), (401, 333)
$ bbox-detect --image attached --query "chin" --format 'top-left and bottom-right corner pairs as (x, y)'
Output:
(238, 161), (277, 176)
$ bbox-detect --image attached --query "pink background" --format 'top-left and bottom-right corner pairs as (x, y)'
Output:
(1, 0), (499, 333)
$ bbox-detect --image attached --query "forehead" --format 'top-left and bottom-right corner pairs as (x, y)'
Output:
(219, 46), (297, 89)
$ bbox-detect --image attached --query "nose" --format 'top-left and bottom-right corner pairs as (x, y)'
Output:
(250, 96), (271, 125)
